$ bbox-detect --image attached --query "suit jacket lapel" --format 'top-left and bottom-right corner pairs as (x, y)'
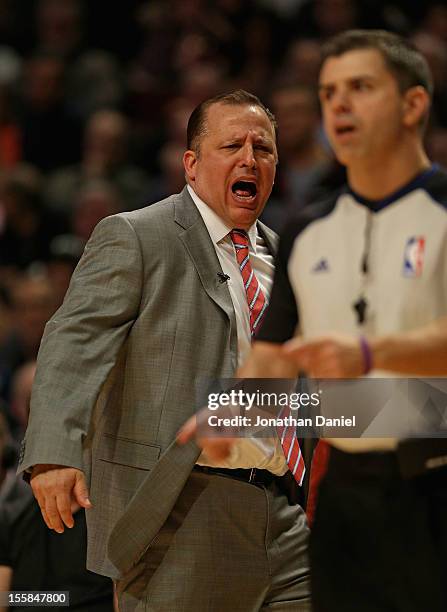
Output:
(175, 187), (237, 340)
(257, 219), (279, 257)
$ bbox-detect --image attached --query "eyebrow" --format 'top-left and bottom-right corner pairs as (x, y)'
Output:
(254, 136), (275, 145)
(222, 135), (274, 145)
(319, 74), (377, 90)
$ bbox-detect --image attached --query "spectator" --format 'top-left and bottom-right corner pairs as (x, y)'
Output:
(70, 180), (123, 242)
(0, 86), (21, 168)
(19, 53), (81, 173)
(0, 174), (66, 272)
(412, 32), (447, 126)
(9, 361), (36, 442)
(0, 408), (20, 504)
(47, 234), (84, 308)
(427, 127), (447, 168)
(270, 84), (330, 216)
(0, 285), (11, 349)
(67, 50), (125, 121)
(277, 38), (322, 88)
(34, 0), (85, 60)
(292, 0), (360, 39)
(0, 383), (114, 612)
(0, 273), (57, 404)
(44, 110), (151, 218)
(421, 3), (447, 44)
(145, 141), (188, 204)
(0, 497), (115, 611)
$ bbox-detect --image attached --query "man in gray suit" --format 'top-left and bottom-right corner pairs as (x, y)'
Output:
(19, 90), (310, 611)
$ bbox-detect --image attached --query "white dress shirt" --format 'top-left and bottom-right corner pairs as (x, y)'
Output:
(188, 185), (288, 475)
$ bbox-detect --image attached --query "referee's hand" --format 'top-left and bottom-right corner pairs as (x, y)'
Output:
(282, 333), (365, 378)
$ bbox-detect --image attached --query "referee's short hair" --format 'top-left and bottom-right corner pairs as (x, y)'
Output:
(321, 29), (433, 100)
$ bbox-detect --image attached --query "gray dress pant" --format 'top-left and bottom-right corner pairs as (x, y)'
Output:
(118, 470), (311, 612)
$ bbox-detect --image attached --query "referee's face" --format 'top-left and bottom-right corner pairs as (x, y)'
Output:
(318, 48), (410, 168)
(183, 102), (277, 231)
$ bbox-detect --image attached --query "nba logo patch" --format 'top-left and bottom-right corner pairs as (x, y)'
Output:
(403, 236), (425, 277)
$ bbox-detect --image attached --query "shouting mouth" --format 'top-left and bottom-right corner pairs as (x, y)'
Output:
(231, 179), (258, 202)
(334, 124), (357, 141)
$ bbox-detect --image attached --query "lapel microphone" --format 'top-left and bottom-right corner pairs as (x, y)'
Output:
(217, 272), (230, 283)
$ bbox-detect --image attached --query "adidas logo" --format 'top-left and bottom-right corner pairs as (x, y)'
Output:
(312, 258), (329, 273)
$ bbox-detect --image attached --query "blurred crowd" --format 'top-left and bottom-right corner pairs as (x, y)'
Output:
(0, 0), (447, 601)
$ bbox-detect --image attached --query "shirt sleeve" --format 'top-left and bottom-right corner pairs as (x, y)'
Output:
(256, 192), (340, 343)
(255, 226), (299, 343)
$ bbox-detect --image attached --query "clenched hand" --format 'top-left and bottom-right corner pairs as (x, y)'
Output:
(282, 333), (366, 378)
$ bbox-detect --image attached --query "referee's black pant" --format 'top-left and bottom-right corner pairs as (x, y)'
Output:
(310, 446), (447, 612)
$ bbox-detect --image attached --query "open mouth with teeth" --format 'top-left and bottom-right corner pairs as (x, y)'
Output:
(231, 180), (258, 201)
(335, 125), (356, 136)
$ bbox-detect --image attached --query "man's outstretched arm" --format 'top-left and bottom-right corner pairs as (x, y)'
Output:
(20, 215), (143, 532)
(282, 315), (447, 377)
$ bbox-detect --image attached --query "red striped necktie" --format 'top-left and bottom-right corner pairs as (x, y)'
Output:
(276, 408), (306, 486)
(229, 228), (268, 336)
(229, 229), (306, 485)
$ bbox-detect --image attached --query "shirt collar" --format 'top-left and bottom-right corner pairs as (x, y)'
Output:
(347, 163), (440, 212)
(187, 184), (258, 252)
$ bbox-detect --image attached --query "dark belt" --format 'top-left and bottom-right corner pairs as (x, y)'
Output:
(194, 465), (277, 488)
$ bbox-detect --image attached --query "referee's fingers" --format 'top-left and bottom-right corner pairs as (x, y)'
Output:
(283, 340), (316, 369)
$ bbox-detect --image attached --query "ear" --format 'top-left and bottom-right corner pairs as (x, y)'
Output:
(183, 150), (198, 183)
(402, 86), (430, 129)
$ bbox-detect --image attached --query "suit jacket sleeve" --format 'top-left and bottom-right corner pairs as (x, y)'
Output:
(18, 214), (143, 473)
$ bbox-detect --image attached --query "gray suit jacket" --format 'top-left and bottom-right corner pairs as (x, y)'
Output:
(19, 187), (278, 579)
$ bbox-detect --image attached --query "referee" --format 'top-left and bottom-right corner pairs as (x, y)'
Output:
(180, 30), (447, 612)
